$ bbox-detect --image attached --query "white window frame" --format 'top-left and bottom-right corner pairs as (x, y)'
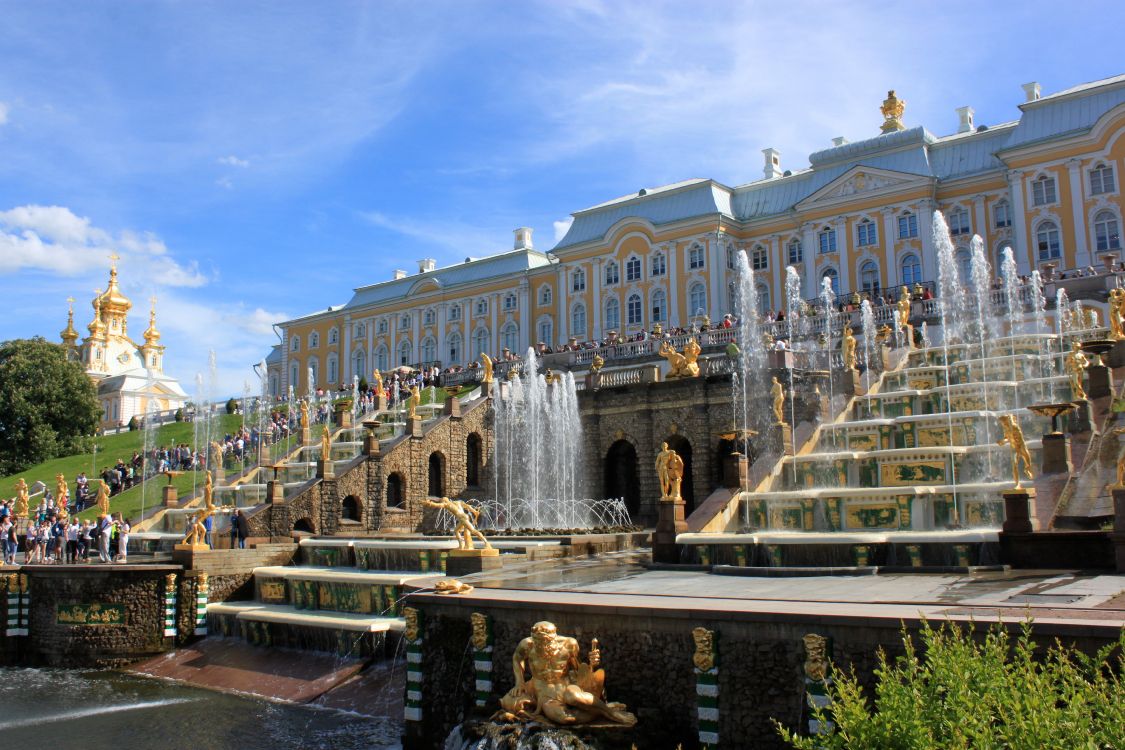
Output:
(625, 256), (642, 282)
(604, 261), (619, 286)
(751, 246), (768, 271)
(856, 218), (878, 247)
(1090, 163), (1116, 196)
(650, 253), (667, 277)
(651, 289), (667, 322)
(992, 201), (1011, 228)
(787, 238), (803, 265)
(1035, 220), (1062, 261)
(1094, 210), (1121, 252)
(626, 293), (642, 325)
(948, 208), (971, 236)
(817, 228), (837, 254)
(1031, 174), (1057, 207)
(897, 212), (918, 239)
(572, 269), (586, 292)
(688, 245), (705, 269)
(901, 254), (921, 286)
(604, 297), (620, 330)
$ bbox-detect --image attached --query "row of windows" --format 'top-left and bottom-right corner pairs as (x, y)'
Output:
(1029, 164), (1117, 208)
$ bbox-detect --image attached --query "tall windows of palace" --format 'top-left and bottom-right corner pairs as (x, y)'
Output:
(626, 293), (642, 325)
(1032, 174), (1057, 206)
(727, 283), (736, 316)
(604, 262), (619, 286)
(473, 328), (489, 357)
(399, 340), (412, 366)
(539, 286), (552, 306)
(626, 256), (642, 282)
(1090, 163), (1116, 195)
(757, 284), (771, 315)
(328, 328), (338, 345)
(948, 208), (970, 236)
(538, 319), (553, 345)
(751, 246), (768, 270)
(448, 304), (461, 322)
(993, 201), (1012, 228)
(327, 356), (338, 384)
(650, 252), (666, 277)
(956, 249), (971, 280)
(821, 268), (839, 295)
(501, 323), (518, 352)
(448, 333), (461, 364)
(860, 260), (879, 291)
(1095, 211), (1121, 251)
(572, 269), (586, 292)
(901, 253), (921, 285)
(856, 218), (878, 247)
(423, 309), (435, 326)
(309, 332), (320, 348)
(817, 227), (837, 254)
(1036, 220), (1062, 260)
(787, 238), (803, 265)
(475, 299), (488, 316)
(375, 346), (388, 372)
(290, 363), (299, 390)
(503, 293), (516, 312)
(354, 351), (365, 379)
(401, 313), (411, 329)
(726, 246), (736, 270)
(571, 303), (586, 337)
(290, 335), (300, 352)
(689, 245), (705, 269)
(421, 337), (436, 364)
(688, 282), (707, 316)
(605, 298), (620, 330)
(377, 319), (388, 335)
(898, 212), (918, 239)
(651, 289), (667, 322)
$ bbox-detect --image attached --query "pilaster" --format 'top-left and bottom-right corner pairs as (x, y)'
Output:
(1067, 158), (1089, 268)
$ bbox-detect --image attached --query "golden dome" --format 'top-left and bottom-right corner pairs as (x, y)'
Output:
(96, 261), (132, 314)
(142, 297), (161, 345)
(60, 297), (79, 346)
(87, 292), (107, 336)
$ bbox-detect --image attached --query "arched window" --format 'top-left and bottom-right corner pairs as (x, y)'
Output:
(604, 297), (620, 331)
(626, 293), (642, 325)
(398, 339), (413, 366)
(501, 322), (518, 353)
(651, 289), (667, 322)
(571, 303), (586, 337)
(289, 362), (300, 391)
(787, 238), (803, 264)
(1032, 174), (1057, 206)
(898, 211), (918, 238)
(327, 355), (338, 385)
(955, 249), (971, 279)
(727, 245), (737, 269)
(650, 252), (667, 277)
(428, 452), (444, 497)
(466, 433), (483, 487)
(856, 218), (878, 247)
(386, 473), (405, 509)
(1094, 210), (1121, 251)
(448, 333), (462, 364)
(354, 350), (366, 380)
(757, 283), (771, 315)
(328, 327), (338, 345)
(572, 268), (586, 292)
(821, 268), (839, 295)
(538, 285), (552, 306)
(309, 332), (320, 349)
(604, 261), (619, 286)
(625, 256), (642, 282)
(377, 319), (388, 335)
(688, 282), (707, 315)
(420, 337), (436, 364)
(817, 227), (837, 254)
(290, 335), (300, 352)
(751, 245), (768, 270)
(374, 346), (388, 372)
(1036, 220), (1061, 260)
(901, 254), (921, 285)
(860, 260), (880, 291)
(473, 328), (490, 357)
(538, 318), (553, 345)
(1090, 163), (1117, 195)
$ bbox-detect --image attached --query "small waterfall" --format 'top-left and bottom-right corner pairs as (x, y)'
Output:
(860, 299), (876, 392)
(491, 349), (589, 529)
(307, 366), (316, 405)
(820, 276), (837, 447)
(1000, 247), (1020, 379)
(933, 212), (964, 522)
(732, 251), (769, 468)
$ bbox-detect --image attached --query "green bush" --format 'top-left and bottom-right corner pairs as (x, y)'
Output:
(225, 397), (238, 414)
(174, 408), (184, 422)
(777, 620), (1125, 750)
(128, 415), (140, 431)
(358, 377), (368, 393)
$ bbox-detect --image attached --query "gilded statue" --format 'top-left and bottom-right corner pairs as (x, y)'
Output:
(372, 369), (384, 394)
(471, 612), (491, 650)
(897, 286), (914, 349)
(997, 414), (1034, 489)
(655, 442), (684, 502)
(1065, 341), (1089, 400)
(590, 354), (605, 373)
(692, 627), (716, 672)
(300, 400), (310, 430)
(880, 90), (906, 133)
(95, 480), (110, 517)
(420, 496), (492, 551)
(480, 353), (494, 386)
(434, 579), (474, 595)
(320, 427), (332, 461)
(802, 633), (830, 682)
(1111, 427), (1125, 487)
(841, 325), (857, 371)
(182, 471), (216, 547)
(55, 473), (68, 507)
(498, 621), (636, 727)
(771, 376), (786, 425)
(14, 478), (29, 518)
(406, 385), (421, 420)
(209, 440), (223, 472)
(659, 338), (700, 378)
(403, 606), (421, 641)
(1109, 288), (1125, 340)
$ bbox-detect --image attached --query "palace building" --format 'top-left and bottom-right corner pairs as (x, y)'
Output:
(265, 74), (1125, 397)
(60, 259), (189, 428)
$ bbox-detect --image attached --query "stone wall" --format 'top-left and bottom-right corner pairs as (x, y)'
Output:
(171, 544), (298, 602)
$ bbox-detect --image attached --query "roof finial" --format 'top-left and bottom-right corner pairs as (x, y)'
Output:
(880, 89), (906, 134)
(109, 252), (120, 270)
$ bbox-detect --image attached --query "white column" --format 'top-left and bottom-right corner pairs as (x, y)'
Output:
(591, 258), (602, 339)
(437, 304), (446, 367)
(280, 326), (289, 393)
(490, 293), (499, 356)
(667, 243), (680, 327)
(919, 200), (938, 284)
(518, 282), (530, 352)
(343, 315), (352, 379)
(1067, 158), (1089, 268)
(801, 222), (818, 300)
(835, 216), (850, 295)
(366, 318), (374, 376)
(556, 265), (568, 346)
(390, 314), (398, 367)
(412, 309), (421, 365)
(881, 209), (896, 289)
(769, 237), (781, 314)
(972, 195), (987, 249)
(1007, 170), (1031, 274)
(709, 233), (724, 321)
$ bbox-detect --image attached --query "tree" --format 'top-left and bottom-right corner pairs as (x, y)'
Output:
(0, 338), (101, 475)
(777, 620), (1125, 750)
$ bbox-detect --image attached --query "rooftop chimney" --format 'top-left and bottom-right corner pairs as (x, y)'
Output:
(417, 259), (436, 274)
(1022, 81), (1041, 102)
(762, 148), (782, 179)
(831, 136), (849, 148)
(955, 105), (975, 134)
(513, 227), (534, 250)
(393, 269), (408, 280)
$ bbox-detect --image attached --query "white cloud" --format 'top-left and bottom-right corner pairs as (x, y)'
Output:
(0, 102), (8, 126)
(361, 211), (513, 258)
(0, 205), (206, 287)
(553, 217), (574, 244)
(217, 155), (249, 168)
(215, 176), (233, 190)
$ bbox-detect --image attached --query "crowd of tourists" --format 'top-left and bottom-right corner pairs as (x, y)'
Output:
(0, 496), (131, 566)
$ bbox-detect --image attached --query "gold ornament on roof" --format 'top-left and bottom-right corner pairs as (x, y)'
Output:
(880, 89), (906, 133)
(88, 291), (107, 336)
(142, 296), (161, 344)
(61, 297), (79, 347)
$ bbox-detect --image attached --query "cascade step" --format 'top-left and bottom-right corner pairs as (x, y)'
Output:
(207, 602), (404, 632)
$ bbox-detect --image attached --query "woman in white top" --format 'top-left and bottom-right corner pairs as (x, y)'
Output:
(115, 519), (131, 563)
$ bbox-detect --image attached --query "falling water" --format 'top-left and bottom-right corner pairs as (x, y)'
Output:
(784, 267), (803, 473)
(352, 375), (360, 424)
(1056, 288), (1070, 359)
(206, 350), (220, 484)
(968, 235), (996, 478)
(490, 349), (589, 529)
(860, 299), (876, 392)
(140, 371), (158, 521)
(306, 366), (316, 406)
(1029, 271), (1049, 376)
(241, 381), (252, 473)
(820, 276), (837, 447)
(732, 251), (769, 470)
(1000, 247), (1020, 379)
(933, 212), (963, 523)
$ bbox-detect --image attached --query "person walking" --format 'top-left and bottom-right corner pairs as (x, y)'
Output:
(235, 509), (250, 549)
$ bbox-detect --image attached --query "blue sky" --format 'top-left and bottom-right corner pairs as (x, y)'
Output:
(0, 0), (1122, 395)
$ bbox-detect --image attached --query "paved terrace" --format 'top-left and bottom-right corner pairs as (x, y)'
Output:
(409, 551), (1125, 635)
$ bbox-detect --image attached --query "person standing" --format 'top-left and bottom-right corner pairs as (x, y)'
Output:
(97, 515), (112, 563)
(236, 509), (250, 549)
(115, 518), (130, 563)
(228, 510), (239, 549)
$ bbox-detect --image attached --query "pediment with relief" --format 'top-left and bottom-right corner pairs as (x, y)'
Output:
(798, 166), (930, 209)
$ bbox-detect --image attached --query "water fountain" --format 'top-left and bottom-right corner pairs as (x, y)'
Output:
(860, 299), (876, 393)
(730, 250), (770, 481)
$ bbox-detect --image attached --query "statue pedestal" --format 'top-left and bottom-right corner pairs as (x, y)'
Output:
(335, 408), (353, 428)
(722, 452), (747, 489)
(162, 484), (179, 508)
(1087, 364), (1113, 399)
(1001, 488), (1039, 533)
(1112, 488), (1125, 573)
(407, 416), (424, 437)
(770, 422), (794, 457)
(1069, 400), (1095, 434)
(173, 543), (210, 553)
(363, 434), (381, 456)
(446, 547), (502, 578)
(375, 393), (388, 412)
(300, 427), (311, 445)
(1041, 433), (1073, 474)
(316, 459), (334, 480)
(653, 499), (687, 564)
(443, 396), (461, 418)
(839, 368), (864, 397)
(267, 480), (284, 504)
(1107, 339), (1125, 369)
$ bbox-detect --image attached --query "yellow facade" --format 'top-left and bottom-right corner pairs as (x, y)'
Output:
(268, 75), (1125, 397)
